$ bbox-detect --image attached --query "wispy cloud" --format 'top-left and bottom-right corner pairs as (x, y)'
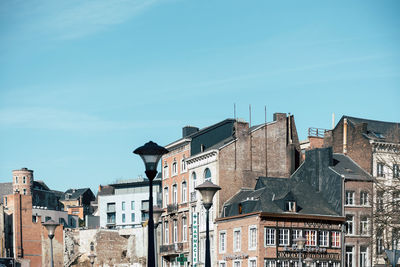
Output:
(1, 0), (163, 40)
(0, 107), (176, 131)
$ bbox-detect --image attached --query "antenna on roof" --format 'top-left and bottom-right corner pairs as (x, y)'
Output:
(249, 104), (252, 127)
(234, 103), (236, 120)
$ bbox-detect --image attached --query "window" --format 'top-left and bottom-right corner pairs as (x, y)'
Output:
(265, 228), (276, 246)
(164, 187), (169, 207)
(249, 226), (257, 250)
(204, 168), (211, 181)
(346, 215), (354, 235)
(233, 228), (241, 251)
(305, 230), (317, 246)
(141, 200), (149, 210)
(164, 221), (169, 244)
(172, 161), (178, 176)
(107, 213), (115, 224)
(122, 201), (125, 211)
(292, 229), (302, 244)
(181, 158), (187, 172)
(163, 163), (169, 178)
(23, 189), (26, 195)
(4, 197), (7, 206)
(376, 228), (384, 255)
(107, 202), (116, 212)
(394, 164), (400, 178)
(286, 201), (296, 212)
(23, 176), (26, 183)
(360, 191), (369, 206)
(141, 211), (149, 221)
(360, 246), (368, 267)
(393, 191), (400, 211)
(320, 262), (328, 267)
(131, 213), (135, 222)
(173, 184), (178, 204)
(377, 162), (384, 177)
(345, 191), (354, 205)
(182, 217), (187, 241)
(122, 213), (126, 223)
(248, 258), (256, 267)
(131, 201), (135, 210)
(319, 231), (329, 247)
(219, 231), (226, 253)
(377, 191), (384, 212)
(182, 181), (187, 203)
(219, 262), (227, 267)
(281, 261), (289, 267)
(15, 176), (18, 183)
(173, 220), (178, 243)
(360, 217), (369, 235)
(345, 246), (354, 267)
(279, 229), (289, 246)
(264, 260), (276, 267)
(332, 263), (340, 267)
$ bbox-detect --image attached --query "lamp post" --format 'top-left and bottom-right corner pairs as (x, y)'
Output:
(43, 220), (59, 267)
(88, 253), (96, 267)
(304, 257), (313, 267)
(134, 141), (168, 267)
(295, 236), (307, 267)
(153, 206), (163, 267)
(195, 180), (221, 267)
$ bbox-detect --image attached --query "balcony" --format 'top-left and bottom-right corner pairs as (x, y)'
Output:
(190, 192), (197, 202)
(167, 203), (178, 214)
(160, 242), (183, 255)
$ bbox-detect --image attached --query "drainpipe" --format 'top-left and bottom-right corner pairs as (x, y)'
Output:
(343, 118), (348, 154)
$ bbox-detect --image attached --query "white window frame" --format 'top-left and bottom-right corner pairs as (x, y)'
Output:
(360, 217), (369, 236)
(182, 217), (187, 241)
(360, 246), (368, 267)
(173, 219), (178, 243)
(279, 228), (290, 246)
(219, 230), (227, 253)
(377, 162), (385, 177)
(172, 161), (178, 176)
(164, 187), (169, 207)
(346, 215), (354, 235)
(163, 163), (169, 179)
(345, 191), (355, 206)
(164, 221), (169, 244)
(181, 181), (187, 203)
(233, 260), (241, 267)
(219, 261), (227, 267)
(248, 257), (257, 267)
(360, 191), (369, 206)
(331, 231), (341, 248)
(181, 158), (187, 173)
(233, 228), (241, 252)
(305, 230), (317, 246)
(248, 225), (257, 250)
(173, 184), (178, 204)
(319, 231), (329, 247)
(264, 259), (276, 267)
(292, 229), (302, 244)
(265, 228), (276, 246)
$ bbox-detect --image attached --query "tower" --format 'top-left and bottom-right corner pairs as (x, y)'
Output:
(12, 168), (33, 195)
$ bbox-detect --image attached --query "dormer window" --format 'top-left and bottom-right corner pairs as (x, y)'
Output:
(238, 203), (243, 214)
(286, 201), (296, 212)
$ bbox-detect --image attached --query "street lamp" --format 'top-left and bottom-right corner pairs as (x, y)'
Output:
(195, 180), (221, 267)
(43, 220), (59, 267)
(134, 141), (168, 267)
(304, 257), (313, 267)
(295, 236), (307, 267)
(153, 205), (163, 267)
(88, 253), (96, 267)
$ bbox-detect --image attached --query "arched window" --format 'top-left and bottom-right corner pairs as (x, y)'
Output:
(181, 158), (187, 172)
(204, 168), (211, 181)
(173, 184), (178, 204)
(23, 176), (26, 184)
(192, 172), (197, 191)
(172, 161), (178, 176)
(163, 164), (169, 179)
(15, 176), (18, 183)
(181, 181), (187, 203)
(164, 187), (169, 207)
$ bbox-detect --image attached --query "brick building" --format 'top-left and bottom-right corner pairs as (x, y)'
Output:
(216, 147), (346, 267)
(324, 116), (400, 266)
(161, 113), (301, 267)
(60, 188), (95, 221)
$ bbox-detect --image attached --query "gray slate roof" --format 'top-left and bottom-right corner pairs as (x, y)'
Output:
(61, 188), (91, 200)
(223, 176), (340, 218)
(332, 153), (373, 181)
(344, 116), (400, 143)
(0, 182), (12, 204)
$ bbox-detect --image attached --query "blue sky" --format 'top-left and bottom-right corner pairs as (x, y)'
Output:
(1, 0), (399, 193)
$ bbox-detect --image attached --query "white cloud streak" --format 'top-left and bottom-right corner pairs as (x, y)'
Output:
(0, 107), (176, 131)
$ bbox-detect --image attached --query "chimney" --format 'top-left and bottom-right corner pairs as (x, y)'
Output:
(273, 113), (286, 121)
(343, 118), (348, 154)
(182, 126), (199, 138)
